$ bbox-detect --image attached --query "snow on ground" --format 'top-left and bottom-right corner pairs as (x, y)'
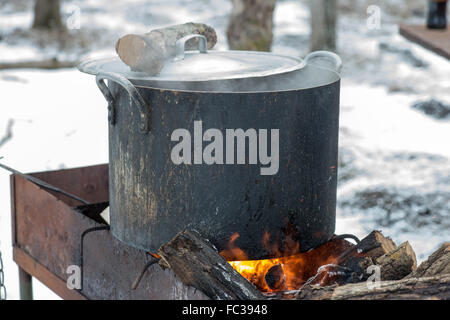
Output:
(336, 81), (450, 261)
(0, 0), (449, 299)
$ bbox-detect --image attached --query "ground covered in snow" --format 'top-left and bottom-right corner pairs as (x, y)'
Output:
(0, 0), (449, 299)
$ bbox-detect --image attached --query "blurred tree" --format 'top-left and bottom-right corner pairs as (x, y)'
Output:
(32, 0), (64, 30)
(310, 0), (337, 51)
(227, 0), (277, 51)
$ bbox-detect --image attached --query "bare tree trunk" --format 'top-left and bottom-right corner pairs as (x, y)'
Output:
(310, 0), (337, 51)
(227, 0), (277, 51)
(32, 0), (64, 30)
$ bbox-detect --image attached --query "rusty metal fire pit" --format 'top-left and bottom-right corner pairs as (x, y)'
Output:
(10, 164), (208, 300)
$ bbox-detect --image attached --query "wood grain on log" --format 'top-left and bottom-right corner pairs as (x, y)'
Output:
(407, 242), (450, 278)
(297, 275), (450, 300)
(158, 229), (265, 300)
(321, 232), (413, 285)
(337, 231), (397, 264)
(358, 230), (397, 259)
(376, 242), (417, 281)
(115, 23), (217, 75)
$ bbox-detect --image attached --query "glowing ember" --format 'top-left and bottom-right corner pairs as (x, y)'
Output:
(220, 233), (352, 292)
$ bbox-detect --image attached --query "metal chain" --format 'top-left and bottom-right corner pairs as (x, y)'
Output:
(0, 251), (6, 300)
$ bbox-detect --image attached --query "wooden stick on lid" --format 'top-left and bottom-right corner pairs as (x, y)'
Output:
(115, 22), (217, 75)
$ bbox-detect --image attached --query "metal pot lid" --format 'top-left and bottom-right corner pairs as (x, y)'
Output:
(78, 35), (305, 82)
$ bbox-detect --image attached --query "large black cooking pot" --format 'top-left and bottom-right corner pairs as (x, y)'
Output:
(79, 35), (342, 259)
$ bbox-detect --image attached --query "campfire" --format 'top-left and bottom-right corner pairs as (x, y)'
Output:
(155, 228), (450, 301)
(219, 232), (353, 292)
(8, 163), (450, 300)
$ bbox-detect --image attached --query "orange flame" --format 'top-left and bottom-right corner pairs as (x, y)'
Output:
(220, 233), (352, 292)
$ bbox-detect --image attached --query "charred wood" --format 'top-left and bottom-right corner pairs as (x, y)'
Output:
(376, 242), (417, 281)
(158, 229), (265, 300)
(309, 232), (416, 287)
(265, 264), (287, 291)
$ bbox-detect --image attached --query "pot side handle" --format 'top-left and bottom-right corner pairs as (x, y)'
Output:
(304, 51), (343, 74)
(96, 72), (151, 134)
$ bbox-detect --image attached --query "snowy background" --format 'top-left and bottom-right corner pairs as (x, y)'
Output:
(0, 0), (449, 299)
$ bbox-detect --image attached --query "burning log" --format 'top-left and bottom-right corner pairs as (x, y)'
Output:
(296, 275), (450, 300)
(265, 264), (287, 291)
(157, 229), (265, 300)
(115, 23), (217, 75)
(156, 229), (445, 300)
(224, 237), (354, 292)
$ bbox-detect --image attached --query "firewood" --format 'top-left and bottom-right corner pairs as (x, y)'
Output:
(158, 229), (265, 300)
(337, 236), (415, 283)
(339, 256), (374, 284)
(310, 231), (397, 286)
(407, 242), (450, 278)
(336, 231), (397, 264)
(297, 275), (450, 300)
(376, 241), (417, 281)
(356, 230), (397, 259)
(115, 23), (217, 75)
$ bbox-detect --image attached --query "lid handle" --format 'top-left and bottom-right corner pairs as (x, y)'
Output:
(174, 34), (208, 61)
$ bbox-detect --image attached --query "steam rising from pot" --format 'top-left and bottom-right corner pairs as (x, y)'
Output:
(133, 64), (340, 93)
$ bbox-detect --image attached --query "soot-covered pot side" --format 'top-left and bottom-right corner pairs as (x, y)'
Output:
(86, 36), (342, 260)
